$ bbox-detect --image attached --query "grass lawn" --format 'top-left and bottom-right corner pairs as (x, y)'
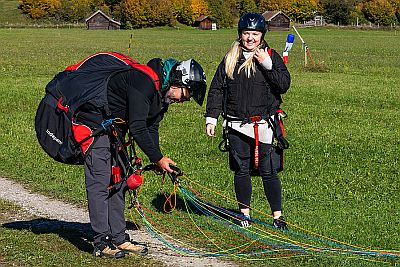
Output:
(0, 26), (399, 266)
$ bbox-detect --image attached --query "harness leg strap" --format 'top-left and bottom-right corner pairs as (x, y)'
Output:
(253, 122), (259, 169)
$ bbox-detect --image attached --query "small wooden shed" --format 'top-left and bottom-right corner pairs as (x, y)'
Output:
(262, 11), (291, 31)
(85, 10), (121, 30)
(194, 15), (214, 30)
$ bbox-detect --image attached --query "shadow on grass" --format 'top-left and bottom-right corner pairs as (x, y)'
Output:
(151, 191), (242, 224)
(2, 219), (139, 254)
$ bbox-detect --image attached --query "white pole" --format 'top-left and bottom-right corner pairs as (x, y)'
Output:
(292, 25), (308, 66)
(292, 25), (305, 45)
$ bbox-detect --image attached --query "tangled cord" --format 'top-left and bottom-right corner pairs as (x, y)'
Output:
(127, 165), (400, 263)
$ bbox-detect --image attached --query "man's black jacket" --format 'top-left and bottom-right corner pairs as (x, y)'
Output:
(76, 59), (167, 163)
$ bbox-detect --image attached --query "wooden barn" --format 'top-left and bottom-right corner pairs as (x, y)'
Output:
(85, 10), (121, 30)
(262, 11), (291, 31)
(194, 15), (215, 30)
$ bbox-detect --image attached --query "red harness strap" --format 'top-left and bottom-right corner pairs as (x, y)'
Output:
(250, 116), (262, 169)
(251, 48), (272, 169)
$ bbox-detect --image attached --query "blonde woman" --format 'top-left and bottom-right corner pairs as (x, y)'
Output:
(205, 13), (291, 229)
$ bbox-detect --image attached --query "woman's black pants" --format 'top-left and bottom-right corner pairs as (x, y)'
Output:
(228, 129), (283, 213)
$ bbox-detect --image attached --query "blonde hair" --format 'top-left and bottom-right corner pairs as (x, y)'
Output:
(224, 40), (257, 79)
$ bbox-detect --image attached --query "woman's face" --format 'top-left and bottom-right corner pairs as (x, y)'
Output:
(241, 30), (262, 51)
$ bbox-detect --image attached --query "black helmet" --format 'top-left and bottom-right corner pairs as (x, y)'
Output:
(238, 12), (267, 36)
(170, 59), (207, 106)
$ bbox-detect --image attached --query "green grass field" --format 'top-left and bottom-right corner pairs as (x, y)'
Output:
(0, 0), (30, 25)
(0, 26), (399, 266)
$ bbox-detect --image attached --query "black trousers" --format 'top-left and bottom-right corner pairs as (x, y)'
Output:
(84, 135), (127, 245)
(228, 129), (283, 213)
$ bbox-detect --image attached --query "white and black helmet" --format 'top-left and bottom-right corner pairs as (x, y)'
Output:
(170, 59), (207, 106)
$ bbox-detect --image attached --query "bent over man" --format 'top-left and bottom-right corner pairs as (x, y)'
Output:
(74, 56), (206, 258)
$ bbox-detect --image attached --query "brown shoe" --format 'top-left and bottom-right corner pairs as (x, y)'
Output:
(117, 241), (148, 256)
(93, 243), (125, 258)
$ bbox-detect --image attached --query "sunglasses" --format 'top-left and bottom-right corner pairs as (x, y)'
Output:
(178, 86), (191, 102)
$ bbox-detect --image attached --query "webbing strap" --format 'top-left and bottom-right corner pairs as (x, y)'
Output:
(250, 115), (262, 170)
(64, 52), (160, 91)
(253, 123), (259, 169)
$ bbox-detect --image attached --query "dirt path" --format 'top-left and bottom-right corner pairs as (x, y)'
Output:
(0, 176), (237, 267)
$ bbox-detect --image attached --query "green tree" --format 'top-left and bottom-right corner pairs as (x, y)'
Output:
(58, 0), (93, 22)
(239, 0), (257, 15)
(320, 0), (356, 24)
(105, 0), (122, 4)
(19, 0), (61, 19)
(227, 0), (240, 18)
(207, 0), (234, 27)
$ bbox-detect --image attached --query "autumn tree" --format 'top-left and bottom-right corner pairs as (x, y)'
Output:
(191, 0), (209, 21)
(19, 0), (61, 19)
(146, 0), (172, 26)
(362, 0), (397, 25)
(258, 0), (292, 13)
(388, 0), (400, 22)
(120, 0), (150, 28)
(170, 0), (193, 25)
(286, 0), (319, 22)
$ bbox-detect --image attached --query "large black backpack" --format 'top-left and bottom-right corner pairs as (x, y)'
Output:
(35, 52), (160, 164)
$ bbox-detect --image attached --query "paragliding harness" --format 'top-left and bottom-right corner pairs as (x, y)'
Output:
(217, 48), (289, 175)
(35, 52), (160, 166)
(107, 127), (145, 192)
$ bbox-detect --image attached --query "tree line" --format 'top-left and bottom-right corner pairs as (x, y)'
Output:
(19, 0), (400, 28)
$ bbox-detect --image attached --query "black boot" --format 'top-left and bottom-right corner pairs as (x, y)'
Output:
(273, 216), (288, 230)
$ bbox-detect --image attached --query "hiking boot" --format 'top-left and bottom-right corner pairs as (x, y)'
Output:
(93, 242), (125, 258)
(273, 216), (288, 230)
(233, 213), (252, 228)
(116, 241), (148, 256)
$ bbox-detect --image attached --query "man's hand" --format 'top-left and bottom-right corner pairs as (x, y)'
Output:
(206, 123), (215, 137)
(156, 156), (176, 173)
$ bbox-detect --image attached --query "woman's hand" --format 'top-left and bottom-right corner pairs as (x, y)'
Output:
(254, 48), (268, 63)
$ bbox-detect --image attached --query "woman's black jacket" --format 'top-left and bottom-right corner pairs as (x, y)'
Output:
(205, 47), (291, 120)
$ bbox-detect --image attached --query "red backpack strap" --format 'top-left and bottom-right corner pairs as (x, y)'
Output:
(64, 52), (139, 71)
(64, 52), (160, 91)
(267, 47), (272, 57)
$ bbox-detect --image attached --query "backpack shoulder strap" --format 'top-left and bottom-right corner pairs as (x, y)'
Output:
(103, 52), (160, 91)
(65, 52), (161, 91)
(64, 52), (138, 71)
(267, 47), (272, 57)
